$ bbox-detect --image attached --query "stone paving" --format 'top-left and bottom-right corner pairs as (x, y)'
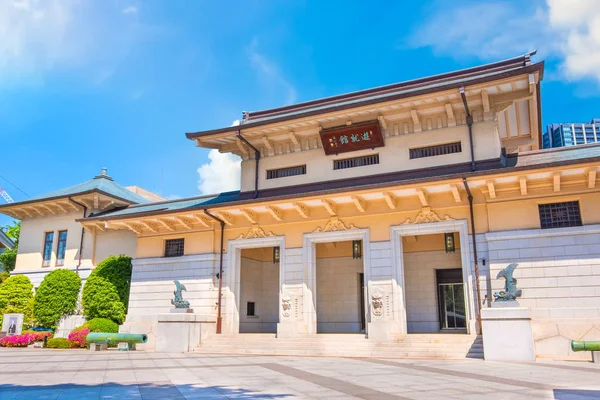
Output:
(0, 349), (599, 399)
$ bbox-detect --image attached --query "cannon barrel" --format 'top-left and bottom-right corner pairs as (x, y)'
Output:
(571, 340), (600, 352)
(86, 333), (148, 344)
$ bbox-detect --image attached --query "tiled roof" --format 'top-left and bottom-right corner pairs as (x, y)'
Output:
(186, 52), (542, 139)
(0, 170), (149, 210)
(83, 144), (600, 222)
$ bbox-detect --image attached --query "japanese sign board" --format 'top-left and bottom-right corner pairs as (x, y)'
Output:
(319, 121), (384, 155)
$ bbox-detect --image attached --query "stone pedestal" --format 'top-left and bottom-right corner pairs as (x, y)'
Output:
(155, 311), (216, 353)
(593, 351), (600, 364)
(481, 306), (535, 362)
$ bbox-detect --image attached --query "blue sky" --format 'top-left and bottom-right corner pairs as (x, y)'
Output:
(1, 0), (600, 227)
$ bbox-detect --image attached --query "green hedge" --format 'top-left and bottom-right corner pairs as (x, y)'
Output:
(82, 255), (131, 325)
(85, 318), (118, 333)
(0, 275), (33, 328)
(46, 338), (71, 349)
(82, 275), (126, 324)
(33, 269), (81, 328)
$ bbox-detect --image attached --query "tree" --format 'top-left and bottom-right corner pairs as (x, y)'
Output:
(0, 222), (20, 273)
(0, 275), (34, 328)
(33, 269), (81, 328)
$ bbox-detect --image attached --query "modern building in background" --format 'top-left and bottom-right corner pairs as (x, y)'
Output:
(543, 119), (600, 148)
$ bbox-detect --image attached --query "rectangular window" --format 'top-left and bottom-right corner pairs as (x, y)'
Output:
(266, 165), (306, 180)
(539, 201), (582, 229)
(42, 232), (54, 267)
(56, 230), (68, 266)
(247, 302), (256, 317)
(333, 154), (379, 170)
(164, 238), (185, 257)
(409, 142), (462, 159)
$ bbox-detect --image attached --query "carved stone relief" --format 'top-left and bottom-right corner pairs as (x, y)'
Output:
(371, 290), (384, 318)
(236, 224), (276, 240)
(402, 207), (454, 225)
(313, 216), (359, 233)
(281, 292), (293, 318)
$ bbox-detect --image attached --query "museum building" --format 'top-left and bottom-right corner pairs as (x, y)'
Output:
(2, 52), (600, 359)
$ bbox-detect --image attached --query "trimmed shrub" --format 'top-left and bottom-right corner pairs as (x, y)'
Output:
(85, 318), (118, 333)
(82, 276), (126, 324)
(33, 269), (81, 328)
(46, 338), (72, 349)
(68, 326), (90, 348)
(89, 255), (132, 311)
(0, 275), (34, 328)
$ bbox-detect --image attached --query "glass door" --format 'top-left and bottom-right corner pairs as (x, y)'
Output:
(438, 283), (466, 329)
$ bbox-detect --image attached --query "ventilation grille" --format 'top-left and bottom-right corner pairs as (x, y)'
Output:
(333, 154), (380, 170)
(266, 165), (306, 180)
(539, 201), (582, 229)
(409, 142), (462, 159)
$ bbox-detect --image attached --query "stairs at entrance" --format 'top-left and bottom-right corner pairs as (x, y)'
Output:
(194, 334), (484, 359)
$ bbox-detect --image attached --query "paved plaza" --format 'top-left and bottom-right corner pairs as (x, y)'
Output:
(0, 349), (599, 399)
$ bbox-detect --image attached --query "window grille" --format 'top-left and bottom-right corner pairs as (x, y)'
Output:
(165, 238), (185, 257)
(409, 142), (462, 159)
(266, 165), (306, 179)
(333, 154), (379, 170)
(538, 201), (582, 229)
(247, 302), (256, 316)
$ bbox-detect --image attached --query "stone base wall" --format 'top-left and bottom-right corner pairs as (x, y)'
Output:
(485, 224), (600, 359)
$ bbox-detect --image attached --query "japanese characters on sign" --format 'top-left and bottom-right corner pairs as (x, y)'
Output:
(319, 120), (385, 155)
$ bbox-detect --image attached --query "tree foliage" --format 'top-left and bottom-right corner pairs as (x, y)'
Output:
(82, 275), (126, 325)
(33, 269), (81, 328)
(0, 222), (20, 273)
(0, 274), (33, 328)
(88, 255), (133, 312)
(85, 317), (119, 333)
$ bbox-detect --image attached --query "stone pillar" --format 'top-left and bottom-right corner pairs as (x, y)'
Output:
(481, 306), (535, 362)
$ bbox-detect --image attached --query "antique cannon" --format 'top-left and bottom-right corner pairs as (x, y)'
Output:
(571, 340), (600, 363)
(86, 332), (148, 345)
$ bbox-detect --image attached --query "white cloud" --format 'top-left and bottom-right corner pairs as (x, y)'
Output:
(0, 0), (145, 86)
(197, 150), (242, 195)
(122, 6), (137, 14)
(246, 38), (297, 105)
(409, 0), (600, 84)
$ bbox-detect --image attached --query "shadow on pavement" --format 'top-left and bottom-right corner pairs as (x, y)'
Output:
(0, 382), (297, 399)
(554, 389), (600, 399)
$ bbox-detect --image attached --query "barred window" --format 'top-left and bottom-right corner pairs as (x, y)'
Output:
(333, 154), (379, 170)
(409, 142), (462, 159)
(539, 201), (582, 229)
(247, 302), (256, 317)
(165, 238), (185, 257)
(266, 165), (306, 180)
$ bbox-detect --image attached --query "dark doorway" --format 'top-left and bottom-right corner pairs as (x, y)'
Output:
(436, 269), (466, 330)
(359, 273), (365, 332)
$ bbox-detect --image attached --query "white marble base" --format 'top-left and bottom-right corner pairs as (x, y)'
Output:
(491, 300), (520, 308)
(481, 307), (535, 362)
(593, 351), (600, 364)
(155, 313), (216, 353)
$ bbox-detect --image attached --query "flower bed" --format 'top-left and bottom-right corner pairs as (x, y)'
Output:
(0, 331), (51, 348)
(67, 326), (90, 348)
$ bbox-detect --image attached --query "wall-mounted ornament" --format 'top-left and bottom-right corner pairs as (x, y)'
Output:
(371, 290), (384, 317)
(236, 224), (276, 240)
(281, 292), (293, 318)
(444, 232), (456, 253)
(313, 216), (359, 233)
(402, 207), (454, 225)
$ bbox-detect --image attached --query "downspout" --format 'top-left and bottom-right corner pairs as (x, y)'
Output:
(68, 197), (88, 275)
(236, 131), (261, 199)
(204, 209), (225, 334)
(462, 178), (482, 334)
(459, 87), (476, 171)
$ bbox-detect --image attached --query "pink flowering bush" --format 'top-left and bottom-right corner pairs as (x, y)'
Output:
(67, 326), (89, 348)
(0, 330), (52, 347)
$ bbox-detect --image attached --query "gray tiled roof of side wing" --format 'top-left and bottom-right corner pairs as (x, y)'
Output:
(509, 142), (600, 167)
(0, 173), (150, 209)
(87, 191), (243, 219)
(0, 230), (14, 249)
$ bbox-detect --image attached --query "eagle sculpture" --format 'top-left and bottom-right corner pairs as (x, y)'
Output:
(171, 280), (190, 308)
(493, 263), (522, 301)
